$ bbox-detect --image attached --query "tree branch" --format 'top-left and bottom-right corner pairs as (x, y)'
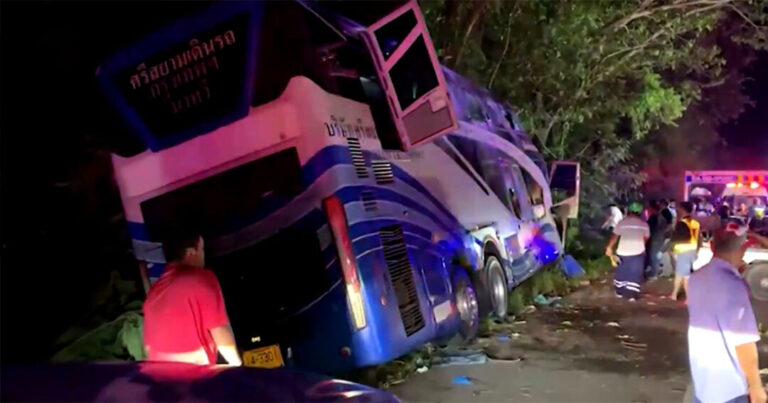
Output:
(727, 3), (764, 34)
(606, 0), (732, 32)
(453, 1), (487, 67)
(488, 7), (518, 88)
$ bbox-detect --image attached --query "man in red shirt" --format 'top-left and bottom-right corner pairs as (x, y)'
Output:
(143, 234), (242, 366)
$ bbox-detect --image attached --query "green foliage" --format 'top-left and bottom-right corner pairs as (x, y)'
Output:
(506, 255), (610, 316)
(52, 311), (145, 362)
(51, 269), (146, 362)
(423, 0), (767, 227)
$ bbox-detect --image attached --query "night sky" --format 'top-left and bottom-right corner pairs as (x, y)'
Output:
(720, 50), (768, 167)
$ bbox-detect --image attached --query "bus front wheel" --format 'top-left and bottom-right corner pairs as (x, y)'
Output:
(452, 269), (479, 340)
(486, 256), (509, 320)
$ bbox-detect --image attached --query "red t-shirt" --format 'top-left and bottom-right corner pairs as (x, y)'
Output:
(143, 263), (230, 365)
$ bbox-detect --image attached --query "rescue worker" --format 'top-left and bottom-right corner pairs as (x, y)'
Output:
(687, 222), (766, 403)
(605, 202), (650, 301)
(669, 201), (701, 301)
(645, 200), (668, 279)
(601, 203), (623, 234)
(143, 234), (242, 366)
(748, 198), (765, 224)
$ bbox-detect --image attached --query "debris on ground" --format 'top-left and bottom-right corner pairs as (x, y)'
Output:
(579, 280), (591, 286)
(497, 335), (511, 342)
(616, 334), (632, 340)
(514, 320), (527, 325)
(484, 346), (525, 362)
(522, 305), (537, 314)
(561, 255), (585, 277)
(416, 366), (428, 374)
(534, 294), (563, 306)
(561, 320), (573, 327)
(621, 341), (648, 351)
(606, 321), (621, 328)
(759, 368), (768, 375)
(452, 376), (473, 385)
(432, 348), (489, 367)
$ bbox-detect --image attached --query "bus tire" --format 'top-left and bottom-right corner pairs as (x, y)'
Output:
(452, 269), (479, 341)
(484, 256), (509, 320)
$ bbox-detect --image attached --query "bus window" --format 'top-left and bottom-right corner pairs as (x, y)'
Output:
(447, 135), (520, 218)
(374, 9), (417, 60)
(508, 187), (522, 219)
(140, 148), (302, 241)
(521, 169), (544, 206)
(389, 36), (439, 111)
(550, 161), (580, 219)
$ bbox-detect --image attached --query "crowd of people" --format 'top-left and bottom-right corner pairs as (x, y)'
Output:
(603, 197), (767, 302)
(603, 198), (768, 403)
(603, 198), (696, 301)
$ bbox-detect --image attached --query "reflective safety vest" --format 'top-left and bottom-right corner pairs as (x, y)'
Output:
(754, 206), (765, 220)
(673, 216), (700, 253)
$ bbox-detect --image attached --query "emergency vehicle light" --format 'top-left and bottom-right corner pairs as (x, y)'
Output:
(323, 195), (367, 331)
(727, 182), (736, 188)
(751, 182), (760, 190)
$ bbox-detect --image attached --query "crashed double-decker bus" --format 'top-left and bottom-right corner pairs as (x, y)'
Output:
(98, 1), (579, 373)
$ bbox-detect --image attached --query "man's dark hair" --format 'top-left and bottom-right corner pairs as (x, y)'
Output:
(649, 200), (660, 211)
(679, 201), (694, 215)
(162, 234), (202, 263)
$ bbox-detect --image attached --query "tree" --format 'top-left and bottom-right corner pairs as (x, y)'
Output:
(423, 0), (767, 225)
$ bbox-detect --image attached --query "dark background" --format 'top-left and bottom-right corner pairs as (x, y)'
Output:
(720, 51), (768, 168)
(0, 1), (212, 363)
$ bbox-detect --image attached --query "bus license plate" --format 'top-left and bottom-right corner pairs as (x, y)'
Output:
(243, 345), (284, 368)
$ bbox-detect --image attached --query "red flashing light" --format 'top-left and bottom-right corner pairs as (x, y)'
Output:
(323, 196), (367, 330)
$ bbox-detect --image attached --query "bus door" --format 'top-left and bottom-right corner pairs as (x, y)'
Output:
(356, 0), (458, 150)
(549, 161), (581, 248)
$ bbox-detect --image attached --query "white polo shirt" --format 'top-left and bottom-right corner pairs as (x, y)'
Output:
(614, 216), (650, 256)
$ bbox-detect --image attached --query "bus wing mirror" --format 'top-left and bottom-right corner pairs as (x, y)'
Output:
(359, 0), (458, 150)
(549, 161), (580, 219)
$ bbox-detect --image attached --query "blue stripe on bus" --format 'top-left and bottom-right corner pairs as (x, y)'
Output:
(348, 218), (433, 242)
(364, 150), (461, 227)
(127, 221), (151, 241)
(336, 186), (455, 234)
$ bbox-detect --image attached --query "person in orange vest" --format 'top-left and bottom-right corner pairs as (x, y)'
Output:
(669, 201), (701, 301)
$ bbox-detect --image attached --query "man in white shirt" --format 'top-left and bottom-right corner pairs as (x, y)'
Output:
(605, 202), (650, 301)
(687, 223), (765, 403)
(602, 203), (624, 233)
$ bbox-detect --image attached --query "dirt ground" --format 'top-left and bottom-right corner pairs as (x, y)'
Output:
(391, 278), (768, 403)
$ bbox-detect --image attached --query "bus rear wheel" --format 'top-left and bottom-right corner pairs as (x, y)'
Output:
(452, 270), (479, 340)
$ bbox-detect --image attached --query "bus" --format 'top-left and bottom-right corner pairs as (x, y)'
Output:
(98, 0), (579, 373)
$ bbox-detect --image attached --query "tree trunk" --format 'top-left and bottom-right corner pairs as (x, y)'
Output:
(453, 0), (487, 67)
(488, 10), (515, 88)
